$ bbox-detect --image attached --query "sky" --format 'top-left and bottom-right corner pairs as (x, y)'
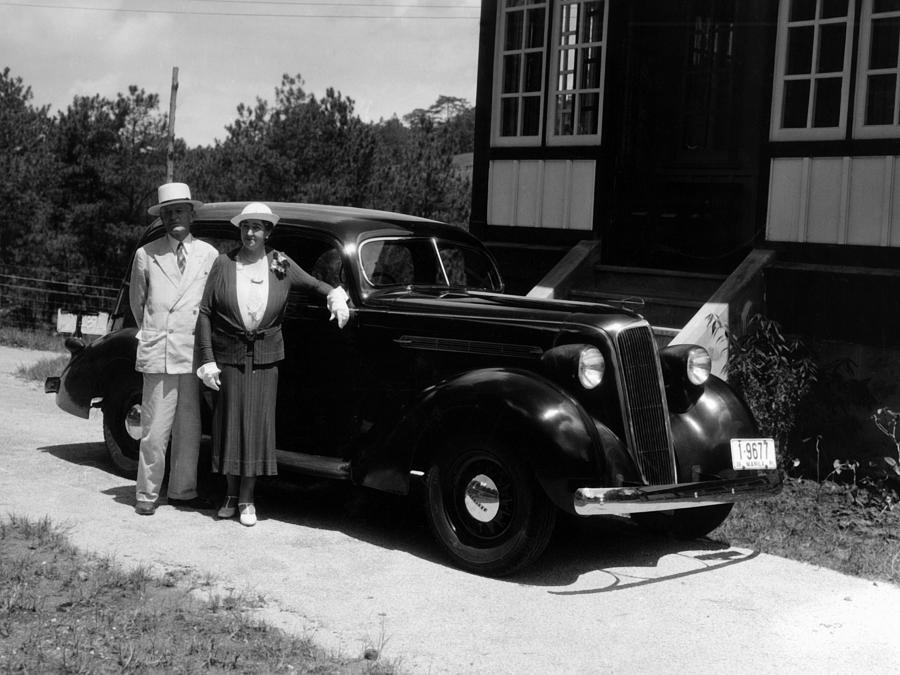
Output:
(0, 0), (482, 147)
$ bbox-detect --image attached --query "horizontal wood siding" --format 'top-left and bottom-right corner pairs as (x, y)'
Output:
(488, 159), (595, 231)
(767, 156), (900, 247)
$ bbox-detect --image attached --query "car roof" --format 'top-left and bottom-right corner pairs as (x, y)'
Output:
(189, 201), (477, 245)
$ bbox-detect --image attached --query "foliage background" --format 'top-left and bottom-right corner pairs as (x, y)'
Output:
(0, 67), (473, 298)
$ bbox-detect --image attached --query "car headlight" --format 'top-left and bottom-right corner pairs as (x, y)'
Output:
(578, 347), (605, 389)
(686, 346), (711, 385)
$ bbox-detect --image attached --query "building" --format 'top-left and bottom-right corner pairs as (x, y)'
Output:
(471, 0), (900, 390)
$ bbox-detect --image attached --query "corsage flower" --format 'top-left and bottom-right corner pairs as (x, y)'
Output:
(270, 250), (290, 278)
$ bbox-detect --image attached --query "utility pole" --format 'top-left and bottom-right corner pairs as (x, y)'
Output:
(166, 66), (179, 183)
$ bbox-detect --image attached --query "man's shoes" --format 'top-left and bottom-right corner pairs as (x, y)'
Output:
(135, 501), (157, 516)
(167, 496), (214, 509)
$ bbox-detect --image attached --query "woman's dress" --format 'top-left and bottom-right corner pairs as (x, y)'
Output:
(196, 250), (331, 477)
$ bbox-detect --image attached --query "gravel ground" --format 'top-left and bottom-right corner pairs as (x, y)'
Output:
(1, 345), (899, 674)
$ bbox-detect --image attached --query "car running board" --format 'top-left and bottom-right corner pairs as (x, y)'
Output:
(275, 450), (351, 479)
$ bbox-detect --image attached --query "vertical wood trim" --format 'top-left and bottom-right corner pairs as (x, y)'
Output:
(486, 161), (494, 225)
(883, 156), (895, 246)
(765, 159), (775, 241)
(562, 160), (573, 229)
(536, 160), (546, 228)
(512, 160), (520, 227)
(798, 157), (811, 242)
(839, 157), (851, 245)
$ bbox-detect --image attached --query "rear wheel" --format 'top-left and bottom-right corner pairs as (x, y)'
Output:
(102, 386), (142, 478)
(424, 437), (556, 577)
(632, 503), (734, 539)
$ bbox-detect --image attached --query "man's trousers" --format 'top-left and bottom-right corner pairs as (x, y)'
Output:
(135, 372), (201, 504)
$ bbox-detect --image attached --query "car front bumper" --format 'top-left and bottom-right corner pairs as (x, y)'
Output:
(573, 471), (782, 516)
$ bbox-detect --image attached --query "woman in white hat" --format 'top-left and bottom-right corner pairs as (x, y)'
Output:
(195, 202), (350, 526)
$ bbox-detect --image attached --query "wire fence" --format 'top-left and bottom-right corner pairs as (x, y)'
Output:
(0, 264), (121, 333)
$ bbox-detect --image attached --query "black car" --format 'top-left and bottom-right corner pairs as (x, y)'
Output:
(47, 202), (781, 576)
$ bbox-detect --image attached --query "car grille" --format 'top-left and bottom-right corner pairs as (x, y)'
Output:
(615, 323), (676, 484)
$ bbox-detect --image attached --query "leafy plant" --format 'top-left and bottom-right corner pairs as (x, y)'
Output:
(872, 407), (900, 462)
(791, 356), (876, 476)
(709, 313), (818, 466)
(864, 407), (900, 509)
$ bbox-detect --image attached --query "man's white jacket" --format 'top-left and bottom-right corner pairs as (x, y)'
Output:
(129, 235), (219, 374)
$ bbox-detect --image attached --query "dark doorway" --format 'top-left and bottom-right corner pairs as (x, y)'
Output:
(607, 0), (776, 272)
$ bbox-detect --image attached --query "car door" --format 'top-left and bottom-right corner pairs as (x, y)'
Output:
(270, 231), (362, 458)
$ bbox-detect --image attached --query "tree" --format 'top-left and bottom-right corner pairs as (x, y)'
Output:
(367, 96), (473, 225)
(0, 67), (58, 269)
(187, 74), (375, 206)
(52, 87), (168, 278)
(404, 95), (475, 155)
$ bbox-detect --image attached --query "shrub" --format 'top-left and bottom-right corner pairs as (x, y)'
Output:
(710, 313), (817, 466)
(792, 357), (877, 477)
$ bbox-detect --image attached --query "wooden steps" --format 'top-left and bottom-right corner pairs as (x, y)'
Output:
(568, 264), (726, 335)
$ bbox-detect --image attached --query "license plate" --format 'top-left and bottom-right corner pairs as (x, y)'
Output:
(730, 438), (777, 470)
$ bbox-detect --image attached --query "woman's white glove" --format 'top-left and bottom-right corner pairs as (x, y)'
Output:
(197, 362), (221, 391)
(326, 286), (350, 329)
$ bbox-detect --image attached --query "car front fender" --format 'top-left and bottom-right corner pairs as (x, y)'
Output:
(669, 375), (760, 479)
(55, 328), (138, 418)
(357, 367), (635, 513)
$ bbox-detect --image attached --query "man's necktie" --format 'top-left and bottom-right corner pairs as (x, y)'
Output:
(176, 242), (186, 273)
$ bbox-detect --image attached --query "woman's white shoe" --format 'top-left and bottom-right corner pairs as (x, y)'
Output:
(238, 503), (257, 526)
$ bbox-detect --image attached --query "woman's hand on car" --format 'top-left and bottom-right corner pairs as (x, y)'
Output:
(327, 287), (350, 329)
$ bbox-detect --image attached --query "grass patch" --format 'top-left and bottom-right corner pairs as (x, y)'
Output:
(712, 477), (900, 585)
(0, 514), (398, 673)
(0, 326), (66, 352)
(15, 355), (70, 383)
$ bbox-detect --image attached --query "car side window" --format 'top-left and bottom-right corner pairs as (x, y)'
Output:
(201, 238), (240, 255)
(272, 236), (344, 318)
(310, 248), (343, 287)
(362, 241), (415, 286)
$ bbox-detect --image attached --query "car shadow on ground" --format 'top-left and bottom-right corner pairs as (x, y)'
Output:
(513, 514), (755, 592)
(254, 474), (755, 593)
(40, 442), (117, 473)
(40, 442), (756, 591)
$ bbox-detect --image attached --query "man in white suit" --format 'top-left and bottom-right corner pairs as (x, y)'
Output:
(130, 182), (219, 515)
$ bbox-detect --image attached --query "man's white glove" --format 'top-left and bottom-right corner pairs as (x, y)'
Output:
(326, 286), (350, 329)
(197, 362), (221, 391)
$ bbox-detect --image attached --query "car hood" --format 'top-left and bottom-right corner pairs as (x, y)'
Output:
(361, 289), (645, 335)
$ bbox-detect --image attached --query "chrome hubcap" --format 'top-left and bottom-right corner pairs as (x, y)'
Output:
(125, 404), (142, 441)
(464, 474), (500, 523)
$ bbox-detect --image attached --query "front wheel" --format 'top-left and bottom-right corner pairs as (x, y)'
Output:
(101, 387), (142, 478)
(631, 503), (734, 539)
(424, 439), (556, 577)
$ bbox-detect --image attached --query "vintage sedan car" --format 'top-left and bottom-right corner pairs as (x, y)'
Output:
(46, 202), (781, 576)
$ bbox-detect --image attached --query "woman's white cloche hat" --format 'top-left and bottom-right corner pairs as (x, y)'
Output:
(231, 202), (280, 227)
(147, 182), (203, 216)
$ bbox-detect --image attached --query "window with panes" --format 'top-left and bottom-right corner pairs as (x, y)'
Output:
(547, 0), (607, 144)
(855, 0), (900, 136)
(771, 0), (854, 140)
(496, 0), (549, 144)
(493, 0), (607, 146)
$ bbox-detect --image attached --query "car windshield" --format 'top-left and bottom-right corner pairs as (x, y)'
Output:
(359, 237), (502, 292)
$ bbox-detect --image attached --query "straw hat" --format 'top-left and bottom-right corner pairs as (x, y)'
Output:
(231, 202), (280, 227)
(147, 182), (203, 216)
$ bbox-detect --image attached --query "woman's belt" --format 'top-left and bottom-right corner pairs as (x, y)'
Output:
(213, 324), (278, 353)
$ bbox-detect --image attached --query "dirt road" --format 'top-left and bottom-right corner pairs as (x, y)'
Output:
(1, 345), (898, 674)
